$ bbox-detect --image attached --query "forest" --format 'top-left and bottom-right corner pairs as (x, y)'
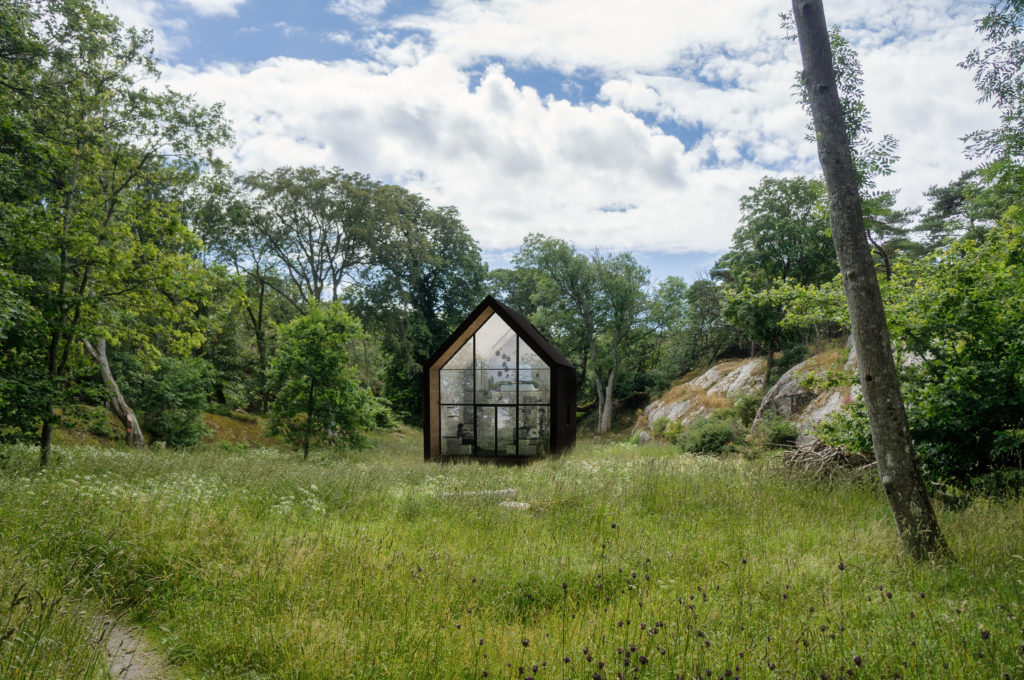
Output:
(2, 0), (1021, 491)
(2, 1), (1024, 679)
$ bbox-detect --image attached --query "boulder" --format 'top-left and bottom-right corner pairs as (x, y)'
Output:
(753, 339), (859, 445)
(635, 358), (765, 439)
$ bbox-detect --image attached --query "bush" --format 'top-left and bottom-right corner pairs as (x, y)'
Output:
(677, 416), (741, 455)
(749, 414), (799, 448)
(812, 399), (872, 455)
(61, 403), (118, 439)
(730, 392), (762, 428)
(131, 356), (213, 448)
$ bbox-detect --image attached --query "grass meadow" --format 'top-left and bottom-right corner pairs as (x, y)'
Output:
(0, 430), (1022, 679)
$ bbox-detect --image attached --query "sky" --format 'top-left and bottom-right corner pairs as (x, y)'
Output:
(103, 0), (998, 283)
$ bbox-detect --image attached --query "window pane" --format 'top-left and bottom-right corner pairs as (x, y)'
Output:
(517, 368), (550, 404)
(476, 407), (496, 453)
(476, 368), (516, 404)
(440, 369), (473, 404)
(497, 407), (516, 455)
(475, 315), (517, 371)
(443, 340), (474, 370)
(441, 405), (474, 455)
(517, 406), (549, 456)
(518, 338), (547, 371)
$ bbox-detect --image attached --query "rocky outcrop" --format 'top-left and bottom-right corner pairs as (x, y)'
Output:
(753, 339), (859, 445)
(635, 341), (862, 446)
(635, 358), (765, 435)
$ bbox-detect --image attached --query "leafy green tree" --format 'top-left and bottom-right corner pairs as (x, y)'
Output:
(348, 187), (486, 421)
(713, 176), (837, 386)
(241, 166), (378, 308)
(778, 212), (1024, 486)
(514, 235), (649, 433)
(0, 0), (230, 462)
(186, 165), (298, 412)
(115, 353), (213, 448)
(961, 0), (1024, 162)
(267, 302), (377, 458)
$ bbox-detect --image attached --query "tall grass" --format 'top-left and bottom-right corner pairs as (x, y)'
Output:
(1, 432), (1021, 679)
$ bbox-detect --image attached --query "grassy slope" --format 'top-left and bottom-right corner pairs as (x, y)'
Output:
(0, 432), (1021, 679)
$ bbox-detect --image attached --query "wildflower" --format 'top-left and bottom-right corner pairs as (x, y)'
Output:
(980, 628), (990, 640)
(853, 655), (862, 667)
(522, 638), (529, 647)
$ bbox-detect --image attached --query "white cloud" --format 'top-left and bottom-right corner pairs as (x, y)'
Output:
(179, 0), (247, 17)
(151, 0), (999, 258)
(102, 0), (188, 55)
(327, 31), (353, 45)
(329, 0), (388, 20)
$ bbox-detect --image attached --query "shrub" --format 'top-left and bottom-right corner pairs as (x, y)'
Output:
(731, 392), (762, 427)
(677, 416), (741, 455)
(749, 414), (799, 448)
(136, 356), (213, 448)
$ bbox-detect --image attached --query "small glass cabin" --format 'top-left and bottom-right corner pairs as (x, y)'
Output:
(423, 296), (576, 461)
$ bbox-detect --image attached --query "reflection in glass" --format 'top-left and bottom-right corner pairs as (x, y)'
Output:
(476, 368), (516, 404)
(519, 338), (544, 371)
(441, 405), (474, 455)
(476, 315), (517, 371)
(444, 341), (474, 370)
(476, 407), (496, 453)
(439, 312), (553, 456)
(440, 368), (473, 405)
(497, 407), (516, 455)
(517, 369), (550, 404)
(517, 406), (549, 456)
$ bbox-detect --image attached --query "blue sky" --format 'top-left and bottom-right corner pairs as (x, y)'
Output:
(107, 0), (996, 283)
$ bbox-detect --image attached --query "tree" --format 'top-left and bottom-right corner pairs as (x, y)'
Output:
(713, 176), (837, 386)
(0, 0), (230, 462)
(792, 0), (947, 560)
(514, 236), (649, 433)
(241, 166), (378, 309)
(266, 302), (377, 458)
(347, 186), (486, 421)
(961, 0), (1024, 162)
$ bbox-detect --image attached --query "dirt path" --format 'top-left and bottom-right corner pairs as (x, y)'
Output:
(94, 617), (169, 680)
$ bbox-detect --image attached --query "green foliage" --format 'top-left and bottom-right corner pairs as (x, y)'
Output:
(0, 0), (230, 458)
(749, 414), (799, 449)
(888, 212), (1024, 482)
(61, 404), (118, 439)
(2, 439), (1024, 678)
(137, 356), (213, 448)
(814, 399), (874, 455)
(961, 0), (1024, 161)
(731, 392), (763, 428)
(676, 414), (743, 454)
(267, 302), (379, 455)
(514, 234), (650, 432)
(713, 176), (837, 382)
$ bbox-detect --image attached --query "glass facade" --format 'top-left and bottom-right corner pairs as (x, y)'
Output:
(438, 314), (551, 456)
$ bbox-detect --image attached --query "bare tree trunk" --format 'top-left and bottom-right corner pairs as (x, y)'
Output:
(792, 0), (947, 560)
(83, 338), (146, 448)
(598, 367), (616, 434)
(303, 377), (315, 460)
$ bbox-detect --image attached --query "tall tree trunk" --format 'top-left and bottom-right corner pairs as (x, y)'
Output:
(83, 338), (146, 448)
(762, 339), (775, 392)
(303, 377), (315, 460)
(598, 367), (616, 434)
(792, 0), (947, 560)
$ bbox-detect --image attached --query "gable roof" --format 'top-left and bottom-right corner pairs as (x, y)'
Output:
(425, 295), (574, 370)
